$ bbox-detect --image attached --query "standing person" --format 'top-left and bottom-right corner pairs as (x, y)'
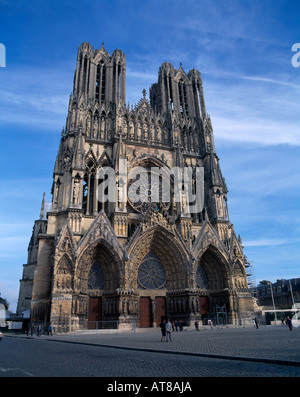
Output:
(37, 324), (42, 336)
(286, 316), (293, 331)
(172, 321), (175, 332)
(179, 320), (183, 331)
(48, 322), (53, 336)
(195, 320), (199, 331)
(159, 319), (166, 342)
(166, 319), (172, 342)
(254, 317), (259, 329)
(174, 320), (178, 332)
(208, 319), (213, 330)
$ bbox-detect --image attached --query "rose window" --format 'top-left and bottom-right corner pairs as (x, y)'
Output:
(137, 252), (166, 289)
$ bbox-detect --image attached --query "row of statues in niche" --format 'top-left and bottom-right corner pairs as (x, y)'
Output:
(169, 296), (200, 313)
(86, 113), (169, 144)
(85, 113), (199, 151)
(86, 114), (113, 141)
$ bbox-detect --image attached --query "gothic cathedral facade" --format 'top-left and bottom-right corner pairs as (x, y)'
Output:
(17, 42), (254, 331)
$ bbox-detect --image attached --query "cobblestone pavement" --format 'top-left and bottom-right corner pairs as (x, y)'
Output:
(1, 325), (299, 378)
(53, 324), (300, 363)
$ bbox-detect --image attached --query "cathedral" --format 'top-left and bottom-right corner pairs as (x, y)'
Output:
(17, 42), (254, 332)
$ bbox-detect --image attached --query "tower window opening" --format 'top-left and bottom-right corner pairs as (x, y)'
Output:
(118, 64), (122, 101)
(168, 75), (173, 108)
(95, 64), (100, 101)
(197, 82), (202, 117)
(101, 65), (106, 102)
(183, 84), (188, 115)
(95, 61), (106, 103)
(82, 57), (88, 94)
(179, 81), (184, 116)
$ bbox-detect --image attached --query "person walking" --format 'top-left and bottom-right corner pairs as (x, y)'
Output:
(286, 316), (293, 331)
(159, 319), (166, 342)
(166, 319), (172, 342)
(195, 320), (199, 331)
(48, 322), (53, 336)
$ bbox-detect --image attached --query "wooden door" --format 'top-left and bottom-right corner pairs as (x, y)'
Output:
(199, 296), (209, 315)
(88, 297), (102, 329)
(139, 297), (152, 327)
(155, 296), (166, 326)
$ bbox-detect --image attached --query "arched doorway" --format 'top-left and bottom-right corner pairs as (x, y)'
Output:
(75, 240), (123, 329)
(197, 247), (230, 323)
(128, 225), (190, 327)
(196, 262), (210, 316)
(87, 262), (104, 329)
(137, 251), (167, 327)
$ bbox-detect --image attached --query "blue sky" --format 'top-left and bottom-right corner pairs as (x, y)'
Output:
(0, 0), (300, 311)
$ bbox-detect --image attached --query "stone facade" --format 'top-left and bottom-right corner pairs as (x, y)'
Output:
(17, 42), (254, 331)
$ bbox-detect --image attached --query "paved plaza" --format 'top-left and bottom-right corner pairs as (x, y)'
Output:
(1, 325), (300, 379)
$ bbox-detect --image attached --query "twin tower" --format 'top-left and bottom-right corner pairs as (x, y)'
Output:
(17, 42), (254, 332)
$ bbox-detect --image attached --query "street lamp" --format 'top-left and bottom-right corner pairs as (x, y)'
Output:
(289, 279), (296, 308)
(268, 281), (277, 324)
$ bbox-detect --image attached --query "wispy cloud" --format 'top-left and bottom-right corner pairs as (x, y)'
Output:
(0, 65), (71, 129)
(244, 238), (300, 247)
(213, 117), (300, 146)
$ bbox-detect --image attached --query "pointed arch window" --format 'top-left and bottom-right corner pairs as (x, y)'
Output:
(82, 159), (96, 215)
(137, 252), (166, 290)
(196, 263), (209, 289)
(95, 60), (106, 103)
(88, 262), (104, 290)
(178, 79), (188, 116)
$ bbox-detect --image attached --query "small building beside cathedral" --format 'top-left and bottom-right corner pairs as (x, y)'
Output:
(17, 42), (254, 332)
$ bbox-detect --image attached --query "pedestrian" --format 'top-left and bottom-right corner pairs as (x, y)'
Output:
(174, 320), (178, 332)
(195, 320), (199, 331)
(37, 324), (42, 336)
(166, 319), (172, 342)
(172, 321), (175, 332)
(254, 317), (259, 329)
(48, 322), (53, 336)
(26, 324), (30, 336)
(159, 319), (166, 342)
(286, 316), (293, 331)
(179, 320), (183, 331)
(208, 319), (213, 330)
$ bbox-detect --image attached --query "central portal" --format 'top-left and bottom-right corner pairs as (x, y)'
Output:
(138, 296), (167, 327)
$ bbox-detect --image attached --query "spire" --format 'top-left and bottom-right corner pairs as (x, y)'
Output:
(39, 192), (45, 220)
(53, 137), (63, 174)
